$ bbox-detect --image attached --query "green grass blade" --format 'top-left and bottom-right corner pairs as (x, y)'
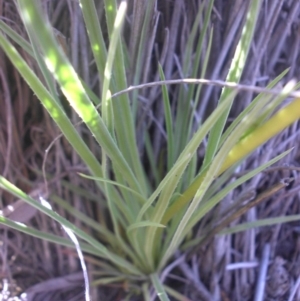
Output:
(164, 285), (193, 301)
(142, 92), (237, 269)
(0, 19), (33, 55)
(150, 273), (171, 301)
(101, 1), (126, 133)
(220, 215), (300, 235)
(25, 27), (62, 104)
(220, 69), (290, 146)
(79, 0), (107, 83)
(137, 91), (236, 223)
(0, 20), (101, 105)
(131, 0), (156, 119)
(0, 32), (104, 181)
(163, 86), (283, 225)
(160, 88), (271, 267)
(0, 216), (100, 256)
(79, 173), (147, 204)
(174, 0), (214, 157)
(145, 132), (161, 186)
(159, 64), (175, 170)
(52, 195), (141, 266)
(186, 149), (292, 237)
(0, 19), (62, 105)
(103, 0), (148, 193)
(127, 221), (166, 233)
(187, 28), (214, 136)
(0, 177), (141, 275)
(143, 154), (192, 270)
(203, 0), (262, 167)
(51, 195), (117, 243)
(16, 0), (142, 193)
(100, 1), (128, 259)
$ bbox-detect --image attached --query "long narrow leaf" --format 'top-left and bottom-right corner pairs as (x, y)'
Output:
(0, 216), (100, 256)
(142, 92), (237, 269)
(203, 0), (262, 166)
(79, 0), (107, 83)
(104, 0), (148, 193)
(220, 215), (300, 235)
(16, 0), (142, 193)
(182, 148), (292, 247)
(160, 88), (273, 267)
(159, 64), (175, 170)
(0, 177), (142, 275)
(0, 32), (104, 182)
(150, 273), (171, 301)
(163, 94), (300, 224)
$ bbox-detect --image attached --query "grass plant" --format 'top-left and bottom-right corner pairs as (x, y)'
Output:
(1, 0), (300, 300)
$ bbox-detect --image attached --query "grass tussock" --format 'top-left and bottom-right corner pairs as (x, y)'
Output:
(1, 1), (300, 301)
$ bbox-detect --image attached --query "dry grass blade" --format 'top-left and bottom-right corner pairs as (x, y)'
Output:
(254, 244), (270, 301)
(200, 177), (294, 246)
(20, 272), (84, 301)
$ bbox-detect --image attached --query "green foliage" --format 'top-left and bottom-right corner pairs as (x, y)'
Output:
(1, 0), (300, 300)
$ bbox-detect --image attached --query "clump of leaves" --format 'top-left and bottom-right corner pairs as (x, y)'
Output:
(1, 0), (300, 300)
